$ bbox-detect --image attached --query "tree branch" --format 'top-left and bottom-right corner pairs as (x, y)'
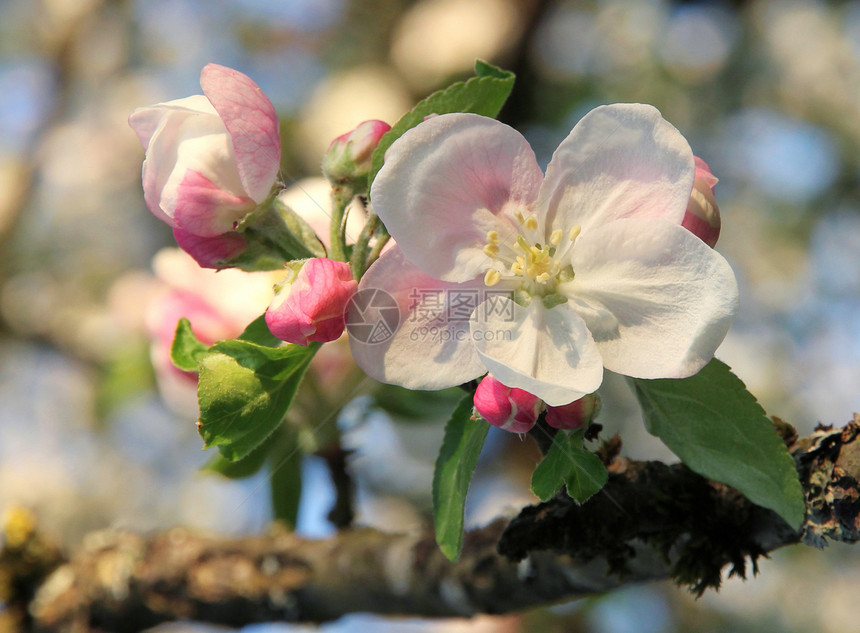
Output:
(15, 416), (860, 632)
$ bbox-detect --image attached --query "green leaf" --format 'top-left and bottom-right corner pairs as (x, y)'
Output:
(531, 430), (608, 503)
(531, 433), (570, 501)
(367, 61), (515, 188)
(474, 58), (511, 79)
(371, 383), (464, 421)
(631, 359), (805, 530)
(202, 436), (272, 479)
(268, 426), (303, 528)
(197, 340), (319, 461)
(170, 318), (209, 372)
(432, 396), (488, 561)
(563, 436), (608, 504)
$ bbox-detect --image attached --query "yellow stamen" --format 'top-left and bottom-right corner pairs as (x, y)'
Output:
(486, 230), (499, 244)
(569, 225), (582, 241)
(484, 269), (501, 286)
(524, 215), (539, 231)
(535, 272), (550, 283)
(550, 229), (563, 245)
(516, 235), (530, 251)
(514, 210), (525, 223)
(483, 244), (500, 257)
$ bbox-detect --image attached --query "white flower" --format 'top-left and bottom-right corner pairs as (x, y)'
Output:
(348, 104), (738, 405)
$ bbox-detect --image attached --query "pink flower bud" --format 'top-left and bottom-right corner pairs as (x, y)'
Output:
(682, 156), (721, 248)
(545, 393), (601, 430)
(173, 228), (248, 270)
(129, 64), (281, 238)
(321, 120), (391, 184)
(265, 258), (358, 345)
(473, 374), (543, 434)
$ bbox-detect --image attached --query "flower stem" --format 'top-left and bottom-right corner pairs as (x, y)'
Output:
(364, 223), (390, 271)
(350, 212), (378, 281)
(329, 185), (353, 262)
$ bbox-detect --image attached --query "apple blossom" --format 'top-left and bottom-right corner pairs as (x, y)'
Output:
(473, 374), (542, 433)
(128, 63), (280, 239)
(682, 157), (721, 248)
(266, 258), (358, 345)
(349, 104), (738, 406)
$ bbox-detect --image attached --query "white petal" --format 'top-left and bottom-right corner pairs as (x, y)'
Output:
(538, 104), (694, 236)
(469, 298), (603, 406)
(158, 111), (250, 222)
(129, 96), (216, 150)
(347, 246), (486, 389)
(370, 113), (543, 282)
(564, 217), (738, 379)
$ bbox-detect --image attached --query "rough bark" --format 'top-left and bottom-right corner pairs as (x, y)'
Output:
(7, 416), (860, 632)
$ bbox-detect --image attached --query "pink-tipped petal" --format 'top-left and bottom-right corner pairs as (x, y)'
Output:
(201, 63), (281, 203)
(347, 246), (486, 388)
(539, 104), (695, 236)
(171, 170), (255, 237)
(370, 113), (544, 282)
(172, 228), (248, 269)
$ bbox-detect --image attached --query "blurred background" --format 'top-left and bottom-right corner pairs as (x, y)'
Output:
(2, 0), (860, 631)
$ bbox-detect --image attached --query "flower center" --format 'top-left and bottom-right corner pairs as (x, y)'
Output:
(481, 211), (580, 303)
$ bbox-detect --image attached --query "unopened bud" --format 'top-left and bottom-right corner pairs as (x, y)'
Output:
(682, 156), (721, 248)
(545, 393), (601, 430)
(265, 258), (358, 345)
(473, 374), (543, 434)
(321, 120), (391, 187)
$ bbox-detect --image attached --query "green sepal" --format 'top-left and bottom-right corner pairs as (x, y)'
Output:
(273, 196), (327, 258)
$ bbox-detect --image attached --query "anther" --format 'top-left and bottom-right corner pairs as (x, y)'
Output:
(569, 225), (582, 241)
(550, 229), (563, 245)
(483, 244), (500, 257)
(486, 230), (499, 244)
(524, 216), (538, 231)
(484, 269), (501, 286)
